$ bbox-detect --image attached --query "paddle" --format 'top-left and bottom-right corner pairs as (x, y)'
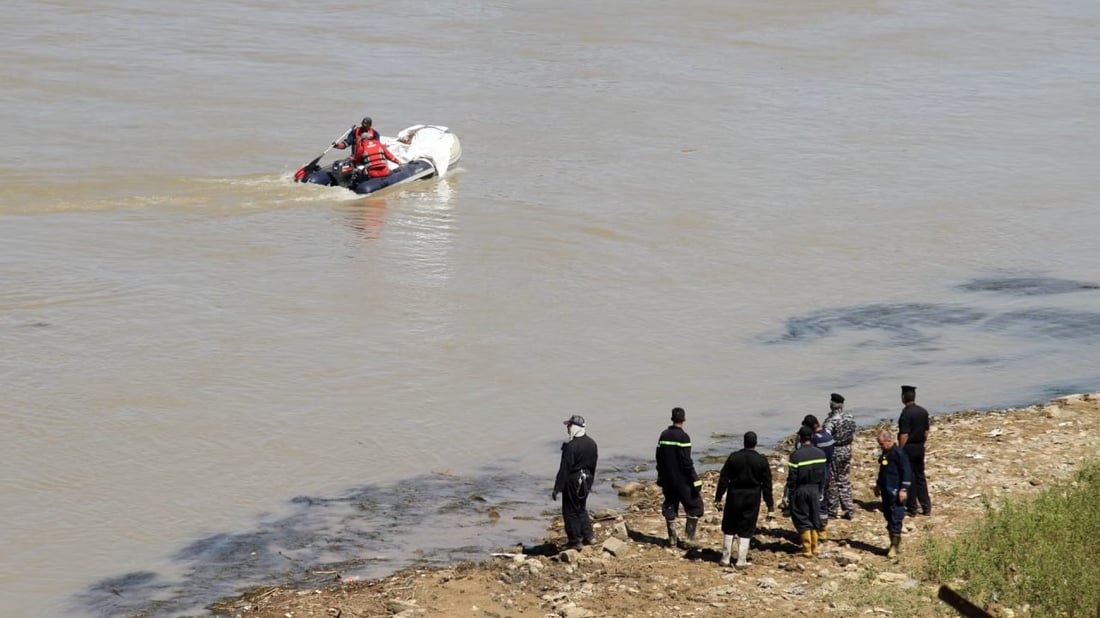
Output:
(294, 127), (353, 182)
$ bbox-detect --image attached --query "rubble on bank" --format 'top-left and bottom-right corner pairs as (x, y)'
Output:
(211, 394), (1100, 618)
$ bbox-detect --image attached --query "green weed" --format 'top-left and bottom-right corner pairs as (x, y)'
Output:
(923, 460), (1100, 616)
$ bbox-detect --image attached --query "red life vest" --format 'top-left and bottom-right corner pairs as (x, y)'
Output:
(361, 139), (396, 177)
(349, 126), (379, 164)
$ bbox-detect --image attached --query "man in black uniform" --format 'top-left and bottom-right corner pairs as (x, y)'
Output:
(656, 407), (704, 548)
(714, 431), (775, 568)
(802, 414), (835, 542)
(553, 414), (598, 550)
(875, 429), (912, 558)
(785, 425), (827, 557)
(898, 385), (932, 516)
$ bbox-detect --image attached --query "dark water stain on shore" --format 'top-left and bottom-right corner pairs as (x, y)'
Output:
(957, 276), (1100, 296)
(75, 455), (648, 617)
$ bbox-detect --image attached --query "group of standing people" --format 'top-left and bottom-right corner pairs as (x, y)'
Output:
(551, 385), (932, 563)
(774, 395), (855, 560)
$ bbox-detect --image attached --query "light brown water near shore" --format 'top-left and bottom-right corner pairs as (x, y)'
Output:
(217, 393), (1100, 618)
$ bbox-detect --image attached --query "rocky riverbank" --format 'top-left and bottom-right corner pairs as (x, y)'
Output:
(211, 393), (1100, 618)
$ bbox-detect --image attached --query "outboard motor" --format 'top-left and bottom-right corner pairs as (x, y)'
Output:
(331, 158), (359, 187)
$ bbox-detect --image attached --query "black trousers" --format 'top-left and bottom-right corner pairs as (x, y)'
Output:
(903, 443), (931, 514)
(661, 484), (704, 521)
(789, 485), (821, 533)
(881, 488), (906, 533)
(562, 486), (592, 544)
(721, 488), (762, 537)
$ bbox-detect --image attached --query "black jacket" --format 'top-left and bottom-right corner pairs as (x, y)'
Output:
(898, 403), (931, 445)
(785, 443), (827, 495)
(877, 445), (912, 497)
(715, 448), (774, 511)
(555, 434), (598, 497)
(656, 425), (699, 490)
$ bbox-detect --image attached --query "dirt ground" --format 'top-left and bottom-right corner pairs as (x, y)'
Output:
(210, 393), (1100, 618)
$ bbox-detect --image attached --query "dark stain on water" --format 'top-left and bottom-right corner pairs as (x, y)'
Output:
(74, 458), (647, 618)
(957, 276), (1100, 296)
(770, 303), (987, 345)
(982, 308), (1100, 339)
(769, 301), (1100, 346)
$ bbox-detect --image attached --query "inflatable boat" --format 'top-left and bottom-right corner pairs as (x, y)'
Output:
(296, 125), (461, 195)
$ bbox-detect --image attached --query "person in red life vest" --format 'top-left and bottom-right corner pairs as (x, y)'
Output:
(332, 116), (381, 163)
(360, 134), (403, 177)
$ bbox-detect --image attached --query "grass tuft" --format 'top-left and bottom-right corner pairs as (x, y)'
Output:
(923, 459), (1100, 616)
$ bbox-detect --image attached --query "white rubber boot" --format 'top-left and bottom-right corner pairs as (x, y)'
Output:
(735, 537), (751, 568)
(719, 534), (734, 566)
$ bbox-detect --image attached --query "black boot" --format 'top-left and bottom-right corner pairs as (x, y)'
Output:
(665, 521), (679, 548)
(683, 517), (699, 548)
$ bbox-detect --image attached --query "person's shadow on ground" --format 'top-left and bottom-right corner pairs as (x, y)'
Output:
(626, 528), (668, 547)
(522, 542), (562, 557)
(854, 498), (882, 513)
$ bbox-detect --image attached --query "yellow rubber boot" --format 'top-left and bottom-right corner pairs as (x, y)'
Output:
(800, 531), (813, 557)
(887, 533), (901, 558)
(819, 523), (828, 542)
(810, 529), (820, 556)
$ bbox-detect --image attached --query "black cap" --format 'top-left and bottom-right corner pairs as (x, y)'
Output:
(901, 385), (916, 393)
(830, 393), (845, 404)
(360, 116), (372, 128)
(802, 414), (819, 429)
(671, 407), (686, 423)
(797, 425), (814, 441)
(563, 414), (585, 427)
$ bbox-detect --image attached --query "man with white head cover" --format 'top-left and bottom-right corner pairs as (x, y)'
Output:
(553, 415), (598, 550)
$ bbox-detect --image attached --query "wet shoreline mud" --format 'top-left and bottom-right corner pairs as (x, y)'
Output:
(206, 392), (1100, 618)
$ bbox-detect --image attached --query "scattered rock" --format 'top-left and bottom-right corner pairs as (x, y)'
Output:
(601, 536), (630, 557)
(834, 551), (862, 567)
(557, 549), (581, 563)
(383, 599), (418, 614)
(615, 482), (645, 497)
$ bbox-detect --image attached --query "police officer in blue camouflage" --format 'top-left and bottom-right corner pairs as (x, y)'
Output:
(823, 393), (857, 520)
